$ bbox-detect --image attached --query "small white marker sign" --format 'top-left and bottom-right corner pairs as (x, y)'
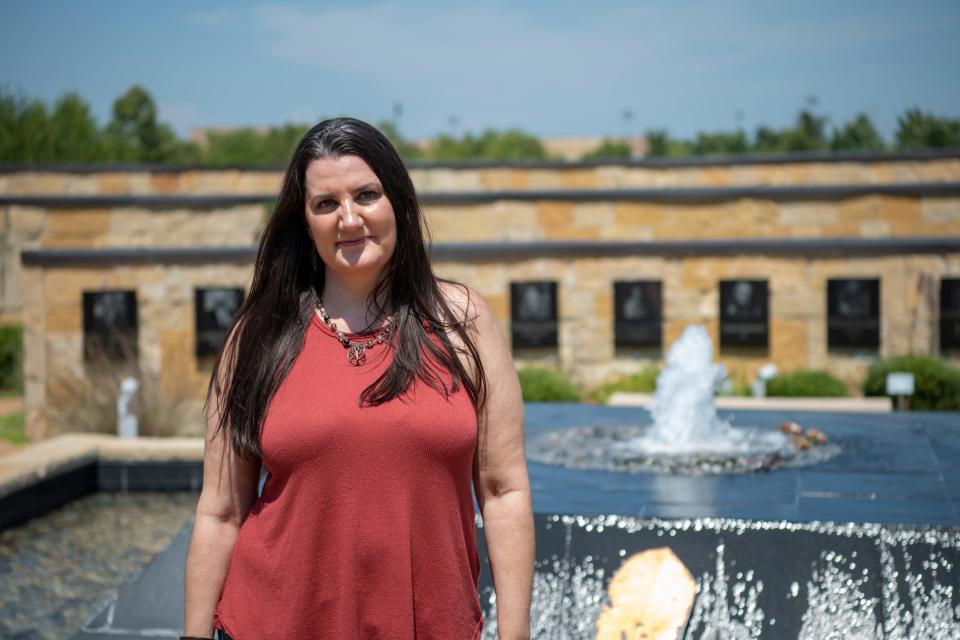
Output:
(885, 372), (915, 396)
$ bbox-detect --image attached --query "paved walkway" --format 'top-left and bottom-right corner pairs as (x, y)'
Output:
(0, 395), (23, 415)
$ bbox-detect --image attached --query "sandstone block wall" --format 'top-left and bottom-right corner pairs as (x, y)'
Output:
(435, 254), (960, 391)
(1, 155), (958, 196)
(22, 263), (254, 440)
(4, 153), (959, 441)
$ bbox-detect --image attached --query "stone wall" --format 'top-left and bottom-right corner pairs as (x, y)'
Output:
(5, 191), (956, 328)
(425, 195), (960, 242)
(1, 154), (958, 196)
(22, 262), (254, 440)
(1, 203), (263, 324)
(5, 152), (960, 441)
(20, 250), (960, 440)
(435, 253), (960, 391)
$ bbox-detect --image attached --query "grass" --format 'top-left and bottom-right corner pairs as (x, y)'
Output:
(0, 410), (26, 445)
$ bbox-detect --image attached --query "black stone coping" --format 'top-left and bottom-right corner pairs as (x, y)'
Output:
(21, 246), (256, 266)
(421, 181), (960, 205)
(2, 147), (959, 173)
(19, 236), (960, 267)
(3, 181), (960, 208)
(0, 194), (274, 208)
(0, 459), (204, 531)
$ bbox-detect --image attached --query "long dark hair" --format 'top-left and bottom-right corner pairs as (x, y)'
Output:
(205, 117), (488, 464)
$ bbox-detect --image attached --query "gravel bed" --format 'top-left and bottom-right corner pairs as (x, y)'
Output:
(0, 491), (198, 640)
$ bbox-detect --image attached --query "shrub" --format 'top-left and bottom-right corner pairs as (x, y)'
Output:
(46, 335), (196, 437)
(0, 324), (23, 392)
(517, 368), (582, 402)
(863, 354), (960, 412)
(766, 369), (848, 397)
(589, 365), (660, 404)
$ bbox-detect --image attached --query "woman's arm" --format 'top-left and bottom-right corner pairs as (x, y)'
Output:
(183, 328), (262, 637)
(443, 283), (534, 640)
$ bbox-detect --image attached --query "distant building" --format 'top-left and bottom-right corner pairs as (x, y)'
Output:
(188, 126), (271, 148)
(541, 136), (648, 161)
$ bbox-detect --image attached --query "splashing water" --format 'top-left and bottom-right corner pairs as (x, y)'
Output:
(615, 324), (790, 459)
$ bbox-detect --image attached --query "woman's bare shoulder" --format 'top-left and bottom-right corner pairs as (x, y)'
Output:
(436, 280), (492, 328)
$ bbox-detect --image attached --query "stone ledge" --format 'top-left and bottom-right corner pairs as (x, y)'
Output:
(608, 393), (894, 412)
(0, 433), (203, 500)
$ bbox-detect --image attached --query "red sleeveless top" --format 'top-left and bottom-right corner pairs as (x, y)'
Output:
(213, 311), (484, 639)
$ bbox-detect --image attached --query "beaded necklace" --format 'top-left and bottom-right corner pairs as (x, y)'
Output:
(316, 299), (394, 366)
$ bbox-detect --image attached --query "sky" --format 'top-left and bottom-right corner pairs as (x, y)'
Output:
(1, 1), (958, 142)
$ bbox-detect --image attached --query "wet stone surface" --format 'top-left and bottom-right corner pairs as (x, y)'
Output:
(0, 491), (197, 640)
(528, 424), (842, 475)
(477, 514), (960, 640)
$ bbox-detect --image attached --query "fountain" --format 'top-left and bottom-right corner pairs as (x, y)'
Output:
(527, 325), (840, 474)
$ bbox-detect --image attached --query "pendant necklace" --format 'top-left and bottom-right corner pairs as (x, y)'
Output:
(316, 299), (394, 366)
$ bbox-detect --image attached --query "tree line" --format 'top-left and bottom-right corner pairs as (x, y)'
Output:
(642, 108), (960, 158)
(1, 85), (958, 165)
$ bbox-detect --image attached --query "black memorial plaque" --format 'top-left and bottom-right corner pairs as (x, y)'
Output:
(510, 282), (558, 349)
(940, 278), (960, 351)
(613, 281), (662, 349)
(719, 279), (768, 349)
(82, 290), (138, 361)
(827, 278), (880, 349)
(195, 287), (245, 357)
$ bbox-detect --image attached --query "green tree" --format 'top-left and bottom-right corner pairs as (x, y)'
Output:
(581, 138), (632, 160)
(643, 128), (692, 157)
(750, 109), (830, 153)
(644, 128), (671, 157)
(895, 107), (960, 149)
(0, 89), (20, 161)
(691, 130), (749, 155)
(429, 128), (546, 161)
(48, 92), (103, 162)
(430, 132), (477, 161)
(830, 113), (886, 151)
(261, 123), (311, 163)
(104, 85), (198, 163)
(778, 109), (830, 152)
(205, 123), (309, 166)
(20, 99), (54, 162)
(204, 128), (263, 166)
(752, 125), (784, 153)
(0, 89), (56, 163)
(477, 128), (546, 160)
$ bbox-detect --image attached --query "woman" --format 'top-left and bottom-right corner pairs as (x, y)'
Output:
(182, 117), (534, 639)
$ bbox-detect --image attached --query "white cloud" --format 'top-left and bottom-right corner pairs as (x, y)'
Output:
(249, 3), (654, 95)
(248, 2), (951, 102)
(242, 2), (960, 136)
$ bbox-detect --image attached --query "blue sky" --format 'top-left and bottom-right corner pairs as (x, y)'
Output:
(1, 1), (958, 141)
